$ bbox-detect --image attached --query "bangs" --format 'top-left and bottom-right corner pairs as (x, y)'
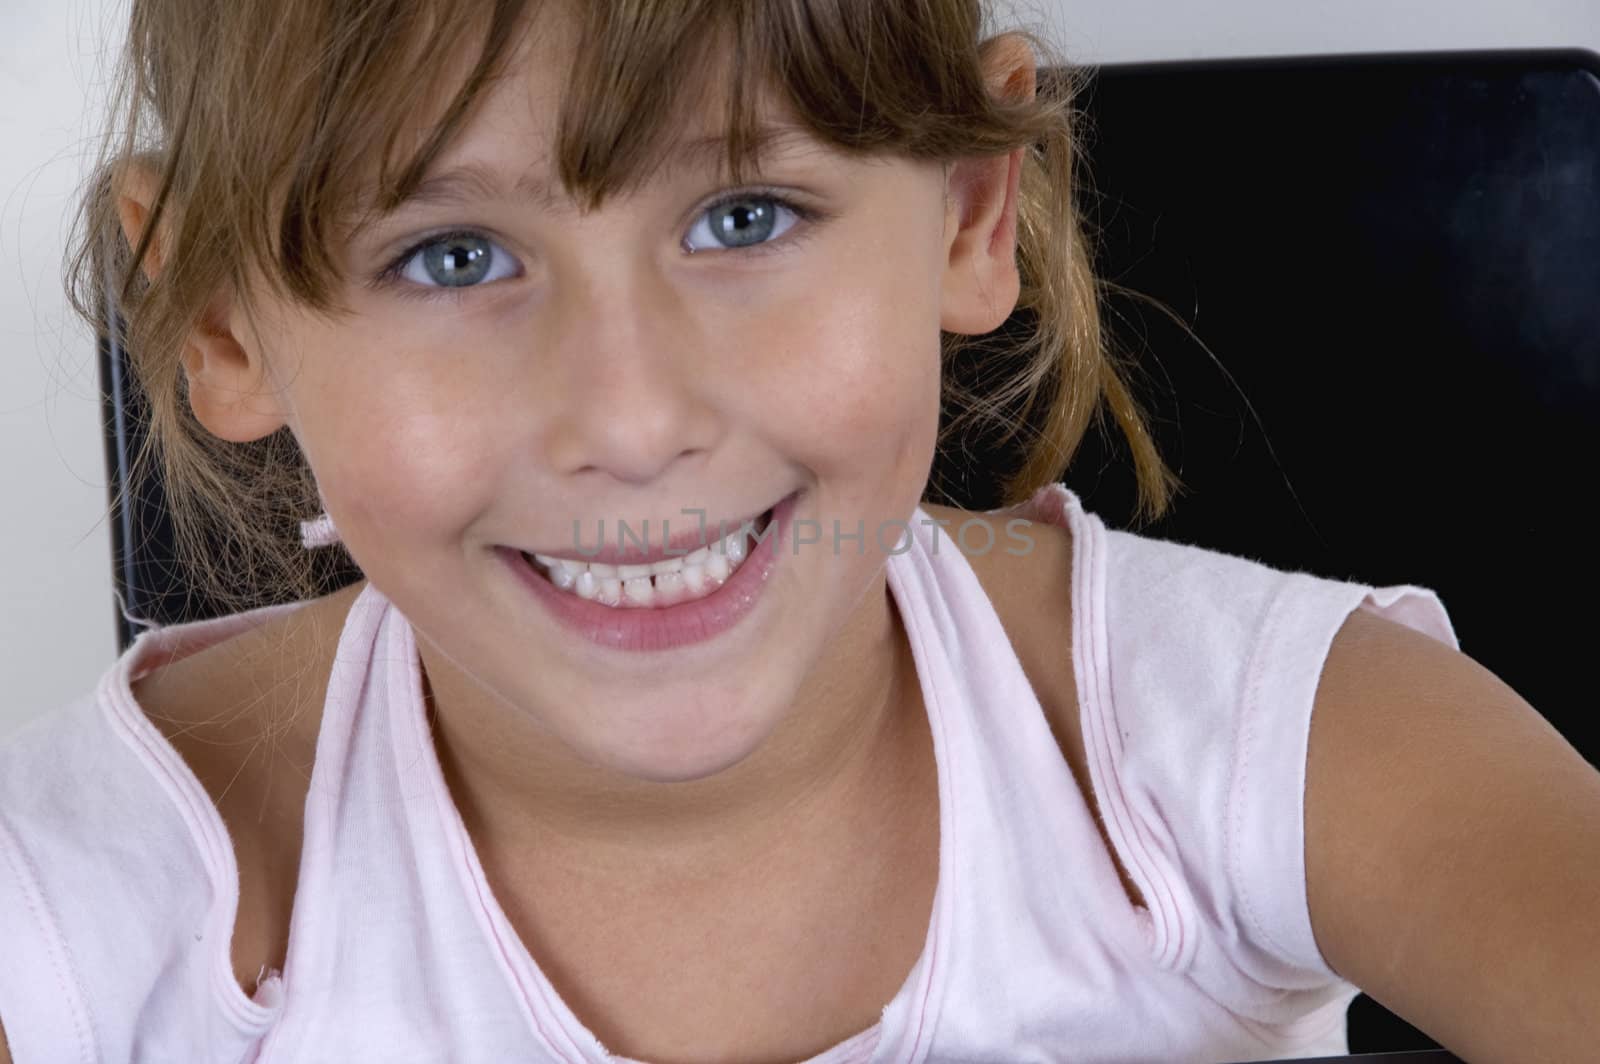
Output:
(373, 2), (773, 211)
(264, 0), (1004, 313)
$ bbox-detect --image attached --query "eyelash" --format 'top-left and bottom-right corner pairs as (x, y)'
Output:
(368, 187), (825, 304)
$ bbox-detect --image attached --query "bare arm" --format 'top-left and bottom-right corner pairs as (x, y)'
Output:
(1, 1013), (12, 1064)
(1306, 608), (1600, 1063)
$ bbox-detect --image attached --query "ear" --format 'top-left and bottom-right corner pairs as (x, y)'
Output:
(940, 33), (1037, 335)
(114, 161), (289, 443)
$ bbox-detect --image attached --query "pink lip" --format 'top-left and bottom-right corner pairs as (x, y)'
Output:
(501, 490), (800, 653)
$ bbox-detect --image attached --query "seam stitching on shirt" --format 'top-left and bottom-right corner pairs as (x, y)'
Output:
(99, 663), (279, 1029)
(1231, 574), (1308, 964)
(1071, 496), (1189, 970)
(0, 812), (100, 1064)
(887, 534), (950, 1064)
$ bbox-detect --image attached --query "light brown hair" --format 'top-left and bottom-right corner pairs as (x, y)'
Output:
(65, 0), (1179, 616)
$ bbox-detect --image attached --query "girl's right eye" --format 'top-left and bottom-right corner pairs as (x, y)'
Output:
(373, 230), (521, 299)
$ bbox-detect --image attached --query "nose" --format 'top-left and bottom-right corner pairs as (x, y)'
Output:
(538, 261), (716, 485)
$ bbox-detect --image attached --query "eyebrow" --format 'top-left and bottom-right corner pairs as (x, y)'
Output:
(379, 123), (820, 220)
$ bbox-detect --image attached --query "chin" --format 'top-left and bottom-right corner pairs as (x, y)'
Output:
(580, 705), (774, 784)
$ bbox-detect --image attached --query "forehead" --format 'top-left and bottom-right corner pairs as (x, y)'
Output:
(497, 8), (802, 153)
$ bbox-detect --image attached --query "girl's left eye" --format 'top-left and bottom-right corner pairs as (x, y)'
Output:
(682, 192), (812, 254)
(371, 190), (819, 301)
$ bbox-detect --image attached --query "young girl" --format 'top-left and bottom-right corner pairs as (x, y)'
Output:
(2, 1), (1596, 1062)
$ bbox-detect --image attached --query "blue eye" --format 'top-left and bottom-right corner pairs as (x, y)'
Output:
(371, 190), (822, 301)
(382, 231), (520, 293)
(683, 193), (809, 254)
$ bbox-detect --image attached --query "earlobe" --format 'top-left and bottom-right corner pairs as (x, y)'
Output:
(180, 284), (290, 444)
(182, 329), (291, 444)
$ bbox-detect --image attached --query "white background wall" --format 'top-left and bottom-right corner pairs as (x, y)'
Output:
(4, 0), (1599, 737)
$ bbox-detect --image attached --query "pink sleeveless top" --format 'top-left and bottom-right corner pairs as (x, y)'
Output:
(0, 483), (1457, 1062)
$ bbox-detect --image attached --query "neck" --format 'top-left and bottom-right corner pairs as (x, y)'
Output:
(423, 575), (925, 879)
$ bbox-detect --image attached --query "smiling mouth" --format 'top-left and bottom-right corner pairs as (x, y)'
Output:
(517, 506), (775, 609)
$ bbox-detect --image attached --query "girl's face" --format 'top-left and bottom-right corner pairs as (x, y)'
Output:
(215, 20), (1016, 784)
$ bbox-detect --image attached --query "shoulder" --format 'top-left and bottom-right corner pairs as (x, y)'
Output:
(129, 582), (356, 793)
(131, 579), (363, 751)
(921, 500), (1074, 606)
(1306, 607), (1600, 1060)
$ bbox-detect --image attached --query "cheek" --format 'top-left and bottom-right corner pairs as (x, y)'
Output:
(752, 252), (945, 479)
(286, 337), (503, 546)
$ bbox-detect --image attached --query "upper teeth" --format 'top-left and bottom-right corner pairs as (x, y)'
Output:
(529, 525), (753, 607)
